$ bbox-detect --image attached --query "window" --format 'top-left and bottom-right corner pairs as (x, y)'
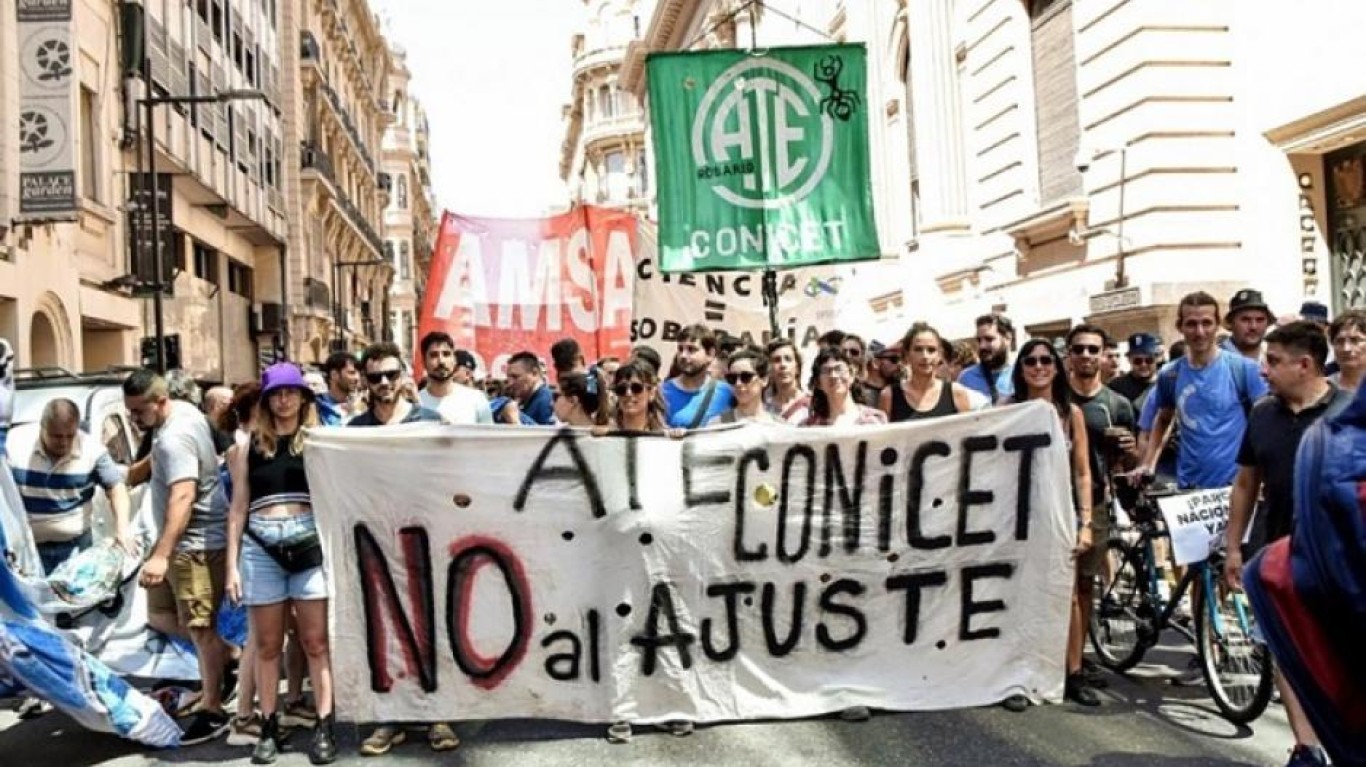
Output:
(210, 0), (223, 42)
(384, 240), (395, 265)
(637, 149), (649, 195)
(101, 414), (133, 465)
(80, 86), (99, 202)
(193, 241), (220, 285)
(396, 174), (408, 209)
(227, 260), (253, 298)
(400, 241), (411, 280)
(598, 85), (613, 118)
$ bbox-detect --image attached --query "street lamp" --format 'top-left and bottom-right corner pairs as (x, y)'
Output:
(1075, 143), (1132, 289)
(138, 83), (265, 373)
(332, 258), (389, 346)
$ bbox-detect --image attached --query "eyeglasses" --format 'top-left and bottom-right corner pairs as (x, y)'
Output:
(842, 347), (863, 359)
(725, 371), (758, 385)
(1069, 344), (1101, 356)
(820, 364), (852, 378)
(612, 381), (647, 397)
(365, 369), (401, 385)
(1129, 356), (1155, 365)
(1022, 355), (1055, 368)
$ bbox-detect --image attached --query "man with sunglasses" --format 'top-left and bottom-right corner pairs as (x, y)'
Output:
(348, 343), (442, 427)
(1110, 333), (1162, 407)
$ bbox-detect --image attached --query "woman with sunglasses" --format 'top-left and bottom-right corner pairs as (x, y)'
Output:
(1009, 338), (1099, 707)
(881, 323), (975, 422)
(553, 370), (607, 427)
(764, 338), (810, 424)
(224, 364), (337, 763)
(801, 347), (887, 426)
(709, 347), (782, 425)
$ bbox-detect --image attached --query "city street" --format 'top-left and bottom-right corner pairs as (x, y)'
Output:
(0, 646), (1291, 766)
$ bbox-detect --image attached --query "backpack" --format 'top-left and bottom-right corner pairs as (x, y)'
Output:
(1244, 386), (1366, 765)
(1155, 351), (1255, 417)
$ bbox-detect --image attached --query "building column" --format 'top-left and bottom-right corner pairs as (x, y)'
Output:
(908, 0), (970, 234)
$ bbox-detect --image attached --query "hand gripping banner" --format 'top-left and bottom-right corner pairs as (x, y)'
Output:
(307, 402), (1076, 725)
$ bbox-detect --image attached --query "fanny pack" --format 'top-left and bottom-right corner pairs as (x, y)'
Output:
(245, 526), (323, 574)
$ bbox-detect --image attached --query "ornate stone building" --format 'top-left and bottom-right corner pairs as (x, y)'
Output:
(281, 0), (394, 364)
(622, 0), (1366, 345)
(559, 0), (653, 213)
(380, 42), (435, 359)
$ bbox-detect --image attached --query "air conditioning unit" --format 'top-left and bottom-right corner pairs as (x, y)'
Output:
(250, 301), (284, 335)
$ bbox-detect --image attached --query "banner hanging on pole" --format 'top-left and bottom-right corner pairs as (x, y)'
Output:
(416, 207), (636, 378)
(647, 44), (880, 273)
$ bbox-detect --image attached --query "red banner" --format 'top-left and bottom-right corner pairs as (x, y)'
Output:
(416, 207), (636, 378)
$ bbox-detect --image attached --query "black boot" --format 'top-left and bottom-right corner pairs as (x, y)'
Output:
(251, 713), (282, 765)
(308, 713), (337, 765)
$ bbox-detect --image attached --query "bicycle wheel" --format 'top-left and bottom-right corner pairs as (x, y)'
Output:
(1195, 576), (1274, 724)
(1089, 538), (1154, 672)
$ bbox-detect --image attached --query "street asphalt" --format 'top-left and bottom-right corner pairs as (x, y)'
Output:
(0, 645), (1292, 766)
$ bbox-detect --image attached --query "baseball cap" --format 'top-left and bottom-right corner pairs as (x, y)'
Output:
(1228, 289), (1272, 319)
(874, 341), (902, 359)
(1299, 300), (1330, 325)
(454, 350), (477, 370)
(1126, 333), (1160, 356)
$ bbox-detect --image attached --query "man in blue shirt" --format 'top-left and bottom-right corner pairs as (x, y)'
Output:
(500, 351), (555, 426)
(315, 351), (360, 425)
(1140, 291), (1268, 490)
(661, 324), (734, 428)
(958, 313), (1015, 404)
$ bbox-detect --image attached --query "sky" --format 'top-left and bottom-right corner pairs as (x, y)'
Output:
(373, 0), (583, 218)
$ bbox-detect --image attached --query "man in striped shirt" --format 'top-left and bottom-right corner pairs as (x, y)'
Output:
(6, 398), (132, 574)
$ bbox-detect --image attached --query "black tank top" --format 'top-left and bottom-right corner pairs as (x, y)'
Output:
(247, 435), (311, 513)
(889, 381), (959, 422)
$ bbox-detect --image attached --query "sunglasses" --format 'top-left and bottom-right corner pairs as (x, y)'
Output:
(1022, 355), (1055, 368)
(1069, 344), (1101, 356)
(365, 369), (401, 384)
(612, 381), (647, 397)
(843, 348), (863, 359)
(725, 371), (758, 385)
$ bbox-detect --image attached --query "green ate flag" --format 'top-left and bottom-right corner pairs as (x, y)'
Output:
(647, 44), (880, 273)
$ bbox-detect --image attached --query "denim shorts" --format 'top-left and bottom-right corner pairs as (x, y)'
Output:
(239, 513), (328, 606)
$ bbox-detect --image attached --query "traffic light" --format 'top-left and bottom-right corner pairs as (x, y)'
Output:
(140, 334), (182, 371)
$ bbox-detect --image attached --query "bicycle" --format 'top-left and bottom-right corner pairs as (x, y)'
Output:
(1088, 476), (1273, 724)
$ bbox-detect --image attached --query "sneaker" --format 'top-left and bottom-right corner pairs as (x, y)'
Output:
(664, 720), (694, 736)
(309, 715), (338, 765)
(251, 713), (282, 765)
(181, 709), (232, 746)
(1285, 744), (1330, 767)
(359, 725), (406, 756)
(1001, 694), (1030, 713)
(1081, 659), (1110, 689)
(281, 697), (318, 728)
(227, 712), (264, 746)
(15, 697), (52, 719)
(606, 721), (632, 744)
(427, 722), (459, 752)
(839, 706), (871, 721)
(1065, 674), (1101, 707)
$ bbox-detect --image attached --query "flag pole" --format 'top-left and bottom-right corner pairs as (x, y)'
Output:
(744, 0), (782, 340)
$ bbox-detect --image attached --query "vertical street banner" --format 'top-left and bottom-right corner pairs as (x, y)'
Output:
(308, 402), (1076, 724)
(632, 219), (840, 356)
(647, 44), (880, 273)
(16, 0), (78, 217)
(416, 207), (635, 378)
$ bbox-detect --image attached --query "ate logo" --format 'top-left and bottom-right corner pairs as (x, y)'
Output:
(691, 57), (834, 211)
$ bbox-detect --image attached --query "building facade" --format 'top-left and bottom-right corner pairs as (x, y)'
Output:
(559, 0), (653, 213)
(1, 0), (288, 381)
(380, 42), (435, 358)
(279, 0), (393, 365)
(620, 0), (1366, 346)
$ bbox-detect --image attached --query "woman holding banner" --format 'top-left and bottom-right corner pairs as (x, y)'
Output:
(553, 371), (608, 427)
(763, 339), (810, 424)
(224, 363), (337, 763)
(1010, 339), (1100, 708)
(880, 323), (975, 422)
(710, 348), (782, 425)
(801, 347), (887, 427)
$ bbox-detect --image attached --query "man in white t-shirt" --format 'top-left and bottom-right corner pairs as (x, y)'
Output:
(417, 332), (492, 425)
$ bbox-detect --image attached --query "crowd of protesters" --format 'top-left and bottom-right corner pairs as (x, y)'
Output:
(4, 288), (1363, 767)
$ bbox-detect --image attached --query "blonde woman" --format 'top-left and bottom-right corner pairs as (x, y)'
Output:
(224, 364), (335, 764)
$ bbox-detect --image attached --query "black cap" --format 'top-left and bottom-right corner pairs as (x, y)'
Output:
(454, 350), (477, 370)
(1127, 333), (1160, 356)
(1228, 289), (1271, 319)
(1299, 301), (1330, 325)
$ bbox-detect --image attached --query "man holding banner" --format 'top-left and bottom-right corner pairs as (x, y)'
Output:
(660, 325), (734, 429)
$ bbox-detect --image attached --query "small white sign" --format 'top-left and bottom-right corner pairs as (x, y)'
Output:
(1157, 488), (1232, 565)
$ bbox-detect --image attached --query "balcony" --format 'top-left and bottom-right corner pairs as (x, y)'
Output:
(573, 45), (627, 79)
(582, 111), (645, 148)
(317, 80), (377, 174)
(299, 141), (384, 256)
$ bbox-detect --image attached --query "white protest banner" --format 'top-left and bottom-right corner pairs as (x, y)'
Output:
(1157, 487), (1232, 566)
(633, 220), (840, 358)
(306, 401), (1076, 725)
